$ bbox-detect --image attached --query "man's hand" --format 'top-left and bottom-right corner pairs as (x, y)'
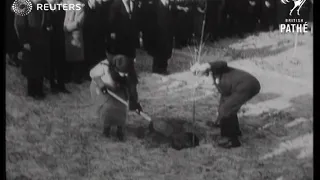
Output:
(190, 63), (211, 76)
(129, 101), (143, 114)
(23, 44), (31, 51)
(101, 86), (108, 94)
(110, 33), (116, 40)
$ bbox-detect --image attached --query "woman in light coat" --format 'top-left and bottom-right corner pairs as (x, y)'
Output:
(64, 0), (86, 83)
(90, 55), (142, 141)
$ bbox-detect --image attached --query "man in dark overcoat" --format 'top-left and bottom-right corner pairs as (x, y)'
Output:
(108, 0), (140, 59)
(173, 0), (193, 48)
(137, 0), (158, 57)
(83, 0), (108, 72)
(6, 0), (22, 67)
(152, 0), (175, 75)
(191, 61), (261, 148)
(49, 5), (70, 93)
(15, 0), (52, 100)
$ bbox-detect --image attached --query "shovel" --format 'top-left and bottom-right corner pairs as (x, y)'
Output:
(106, 89), (151, 121)
(106, 89), (174, 137)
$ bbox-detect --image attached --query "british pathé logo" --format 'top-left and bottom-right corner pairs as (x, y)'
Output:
(281, 0), (306, 16)
(280, 0), (308, 33)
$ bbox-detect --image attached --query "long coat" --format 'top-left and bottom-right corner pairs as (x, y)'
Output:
(138, 0), (158, 56)
(14, 4), (51, 78)
(64, 0), (85, 62)
(50, 9), (67, 69)
(108, 0), (139, 58)
(154, 0), (175, 59)
(83, 3), (107, 67)
(6, 0), (21, 54)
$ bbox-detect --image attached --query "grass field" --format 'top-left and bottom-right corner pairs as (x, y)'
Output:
(6, 31), (313, 180)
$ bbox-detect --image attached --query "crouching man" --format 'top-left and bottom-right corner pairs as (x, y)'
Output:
(191, 61), (261, 149)
(90, 55), (143, 141)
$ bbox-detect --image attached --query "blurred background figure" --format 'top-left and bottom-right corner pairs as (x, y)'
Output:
(15, 0), (52, 100)
(48, 0), (71, 94)
(138, 0), (157, 57)
(192, 0), (206, 44)
(64, 0), (86, 84)
(172, 0), (193, 49)
(151, 0), (175, 75)
(107, 0), (140, 60)
(83, 0), (108, 78)
(6, 0), (22, 67)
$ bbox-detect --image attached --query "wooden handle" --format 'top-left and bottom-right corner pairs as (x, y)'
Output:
(106, 89), (152, 122)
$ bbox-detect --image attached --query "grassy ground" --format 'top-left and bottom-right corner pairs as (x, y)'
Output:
(6, 31), (313, 180)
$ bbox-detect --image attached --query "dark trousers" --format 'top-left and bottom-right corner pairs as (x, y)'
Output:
(218, 94), (250, 138)
(49, 59), (67, 88)
(64, 61), (87, 82)
(27, 77), (44, 95)
(220, 114), (242, 138)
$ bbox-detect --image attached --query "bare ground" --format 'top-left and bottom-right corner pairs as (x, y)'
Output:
(6, 31), (313, 180)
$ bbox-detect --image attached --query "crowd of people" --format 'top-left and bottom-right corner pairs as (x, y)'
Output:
(6, 0), (312, 148)
(6, 0), (313, 101)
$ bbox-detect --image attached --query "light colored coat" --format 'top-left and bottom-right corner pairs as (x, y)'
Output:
(64, 0), (85, 62)
(90, 59), (128, 127)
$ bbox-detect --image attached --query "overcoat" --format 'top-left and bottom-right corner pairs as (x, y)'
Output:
(209, 61), (261, 137)
(14, 3), (51, 78)
(108, 0), (139, 58)
(64, 0), (85, 62)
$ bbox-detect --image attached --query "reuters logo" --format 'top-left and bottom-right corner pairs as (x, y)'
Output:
(12, 0), (33, 16)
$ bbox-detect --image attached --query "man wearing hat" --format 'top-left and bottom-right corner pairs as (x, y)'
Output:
(191, 61), (261, 148)
(90, 55), (142, 141)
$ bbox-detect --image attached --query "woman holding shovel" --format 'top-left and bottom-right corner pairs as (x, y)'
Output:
(191, 61), (261, 149)
(89, 55), (143, 141)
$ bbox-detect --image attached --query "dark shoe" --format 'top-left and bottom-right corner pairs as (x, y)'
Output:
(59, 87), (71, 94)
(218, 138), (241, 149)
(72, 78), (83, 84)
(103, 127), (111, 138)
(206, 121), (220, 128)
(57, 85), (71, 94)
(153, 69), (169, 75)
(50, 83), (60, 94)
(31, 92), (45, 100)
(116, 126), (125, 141)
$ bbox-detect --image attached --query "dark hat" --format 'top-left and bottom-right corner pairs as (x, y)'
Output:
(112, 55), (133, 73)
(210, 61), (228, 75)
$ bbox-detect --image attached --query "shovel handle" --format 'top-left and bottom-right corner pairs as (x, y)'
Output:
(106, 89), (152, 122)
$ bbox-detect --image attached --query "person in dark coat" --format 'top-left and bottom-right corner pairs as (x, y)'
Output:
(49, 3), (70, 94)
(138, 0), (158, 56)
(259, 0), (277, 31)
(152, 0), (176, 75)
(192, 0), (206, 43)
(191, 61), (261, 148)
(173, 0), (193, 48)
(108, 0), (140, 59)
(205, 0), (225, 39)
(83, 0), (107, 73)
(15, 0), (52, 100)
(223, 0), (258, 37)
(64, 0), (86, 84)
(6, 0), (22, 67)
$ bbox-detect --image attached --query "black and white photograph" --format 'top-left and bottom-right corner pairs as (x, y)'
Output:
(6, 0), (313, 179)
